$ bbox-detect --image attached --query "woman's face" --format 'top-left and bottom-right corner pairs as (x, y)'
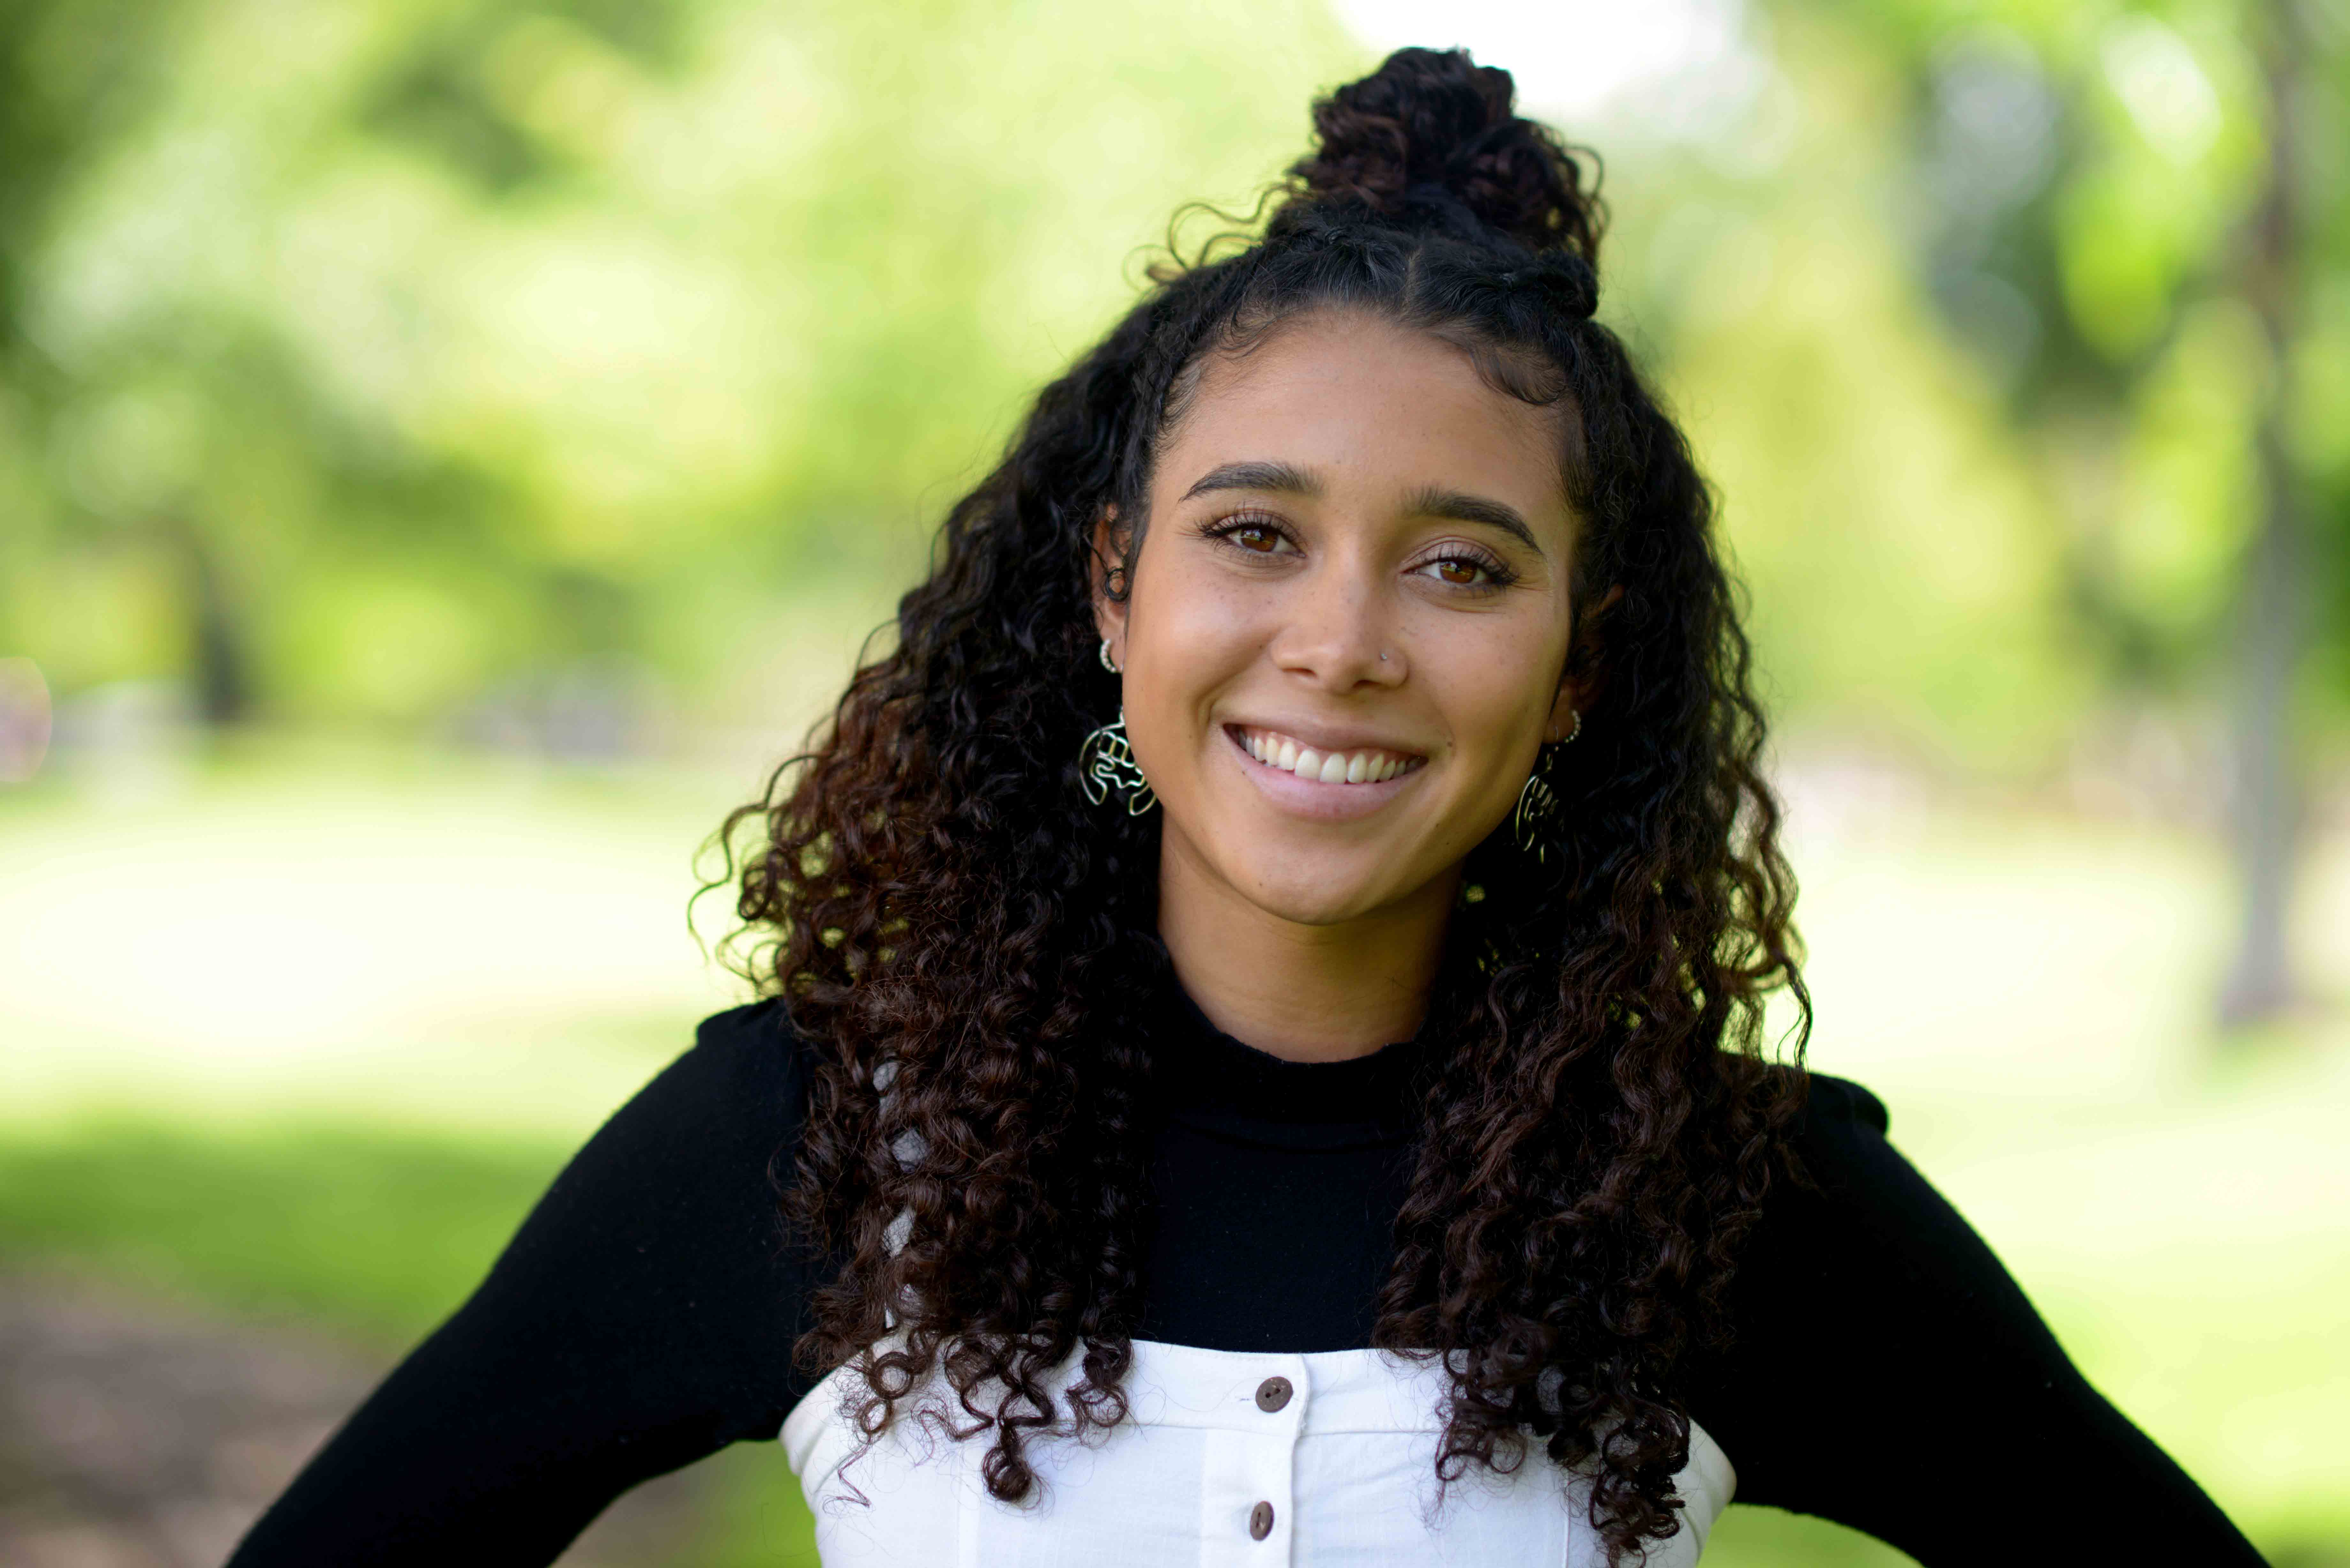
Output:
(1096, 308), (1592, 929)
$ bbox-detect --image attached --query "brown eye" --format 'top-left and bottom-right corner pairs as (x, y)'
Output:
(1196, 513), (1299, 561)
(1420, 555), (1494, 587)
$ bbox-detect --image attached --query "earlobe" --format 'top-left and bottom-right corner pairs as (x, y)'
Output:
(1093, 594), (1128, 665)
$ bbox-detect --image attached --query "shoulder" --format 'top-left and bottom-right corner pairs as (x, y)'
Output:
(1697, 1065), (2018, 1451)
(687, 996), (807, 1094)
(1738, 1064), (2014, 1305)
(538, 997), (813, 1204)
(1789, 1068), (1889, 1139)
(690, 993), (800, 1062)
(1713, 1062), (1940, 1310)
(1775, 1067), (1894, 1199)
(662, 995), (812, 1115)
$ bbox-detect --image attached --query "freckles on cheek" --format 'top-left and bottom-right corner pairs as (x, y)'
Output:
(1440, 624), (1564, 746)
(1149, 570), (1265, 669)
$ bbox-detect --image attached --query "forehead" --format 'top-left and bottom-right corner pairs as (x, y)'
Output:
(1155, 310), (1572, 515)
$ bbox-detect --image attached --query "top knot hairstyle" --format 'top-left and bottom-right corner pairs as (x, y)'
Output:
(718, 46), (1810, 1564)
(1287, 44), (1601, 297)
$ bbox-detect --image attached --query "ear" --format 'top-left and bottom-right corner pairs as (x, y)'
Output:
(1088, 504), (1130, 665)
(1545, 581), (1624, 741)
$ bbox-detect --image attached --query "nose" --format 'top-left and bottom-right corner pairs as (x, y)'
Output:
(1265, 549), (1406, 690)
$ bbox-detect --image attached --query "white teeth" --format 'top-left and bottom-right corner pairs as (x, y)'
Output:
(1242, 728), (1418, 784)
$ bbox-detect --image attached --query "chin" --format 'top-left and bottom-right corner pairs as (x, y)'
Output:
(1236, 866), (1399, 927)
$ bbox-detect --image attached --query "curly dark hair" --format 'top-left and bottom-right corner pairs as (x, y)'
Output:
(716, 44), (1811, 1564)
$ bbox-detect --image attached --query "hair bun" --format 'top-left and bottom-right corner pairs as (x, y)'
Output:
(1285, 47), (1603, 265)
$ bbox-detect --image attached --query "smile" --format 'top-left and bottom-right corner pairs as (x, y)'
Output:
(1229, 725), (1427, 785)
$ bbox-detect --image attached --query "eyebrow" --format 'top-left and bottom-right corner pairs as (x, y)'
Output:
(1179, 460), (1322, 503)
(1178, 460), (1546, 558)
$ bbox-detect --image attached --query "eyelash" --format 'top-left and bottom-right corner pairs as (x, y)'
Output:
(1194, 511), (1520, 594)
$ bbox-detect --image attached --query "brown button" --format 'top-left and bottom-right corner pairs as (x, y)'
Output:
(1248, 1500), (1275, 1540)
(1253, 1375), (1293, 1413)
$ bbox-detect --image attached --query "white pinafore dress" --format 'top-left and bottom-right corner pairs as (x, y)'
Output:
(780, 1335), (1736, 1566)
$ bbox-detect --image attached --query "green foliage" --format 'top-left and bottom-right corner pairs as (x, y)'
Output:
(2, 0), (2341, 763)
(0, 0), (1363, 723)
(1788, 0), (2349, 698)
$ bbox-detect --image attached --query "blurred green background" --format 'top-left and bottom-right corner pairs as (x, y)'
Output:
(2, 0), (2345, 1564)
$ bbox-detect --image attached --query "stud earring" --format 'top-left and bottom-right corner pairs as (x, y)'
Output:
(1078, 705), (1156, 816)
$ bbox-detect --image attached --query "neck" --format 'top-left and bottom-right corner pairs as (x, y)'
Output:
(1155, 842), (1456, 1064)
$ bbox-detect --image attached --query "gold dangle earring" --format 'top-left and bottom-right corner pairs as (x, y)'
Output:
(1511, 708), (1581, 862)
(1079, 638), (1157, 816)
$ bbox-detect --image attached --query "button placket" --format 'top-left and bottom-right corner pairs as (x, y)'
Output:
(1239, 1356), (1303, 1557)
(1196, 1352), (1308, 1566)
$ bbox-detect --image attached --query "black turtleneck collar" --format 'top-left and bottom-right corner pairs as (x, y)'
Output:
(1149, 963), (1430, 1147)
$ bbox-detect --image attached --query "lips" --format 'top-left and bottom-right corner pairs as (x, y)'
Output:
(1230, 724), (1426, 785)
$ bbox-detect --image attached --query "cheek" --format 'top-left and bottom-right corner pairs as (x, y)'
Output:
(1148, 562), (1262, 648)
(1423, 620), (1563, 758)
(1130, 567), (1263, 701)
(1117, 571), (1256, 788)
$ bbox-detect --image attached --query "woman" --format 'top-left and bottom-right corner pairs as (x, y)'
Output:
(229, 47), (2265, 1568)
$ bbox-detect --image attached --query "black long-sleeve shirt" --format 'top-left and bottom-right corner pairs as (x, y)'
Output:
(226, 988), (2266, 1565)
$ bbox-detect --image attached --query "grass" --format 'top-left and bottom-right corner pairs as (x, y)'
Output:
(0, 1120), (572, 1350)
(3, 735), (2345, 1564)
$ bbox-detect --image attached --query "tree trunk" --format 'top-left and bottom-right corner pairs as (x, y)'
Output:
(163, 516), (252, 729)
(2216, 0), (2308, 1029)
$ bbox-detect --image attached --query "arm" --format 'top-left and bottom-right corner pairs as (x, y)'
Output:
(227, 1000), (819, 1567)
(1693, 1075), (2267, 1566)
